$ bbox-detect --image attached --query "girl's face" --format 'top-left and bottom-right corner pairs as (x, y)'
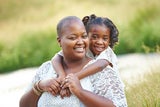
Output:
(58, 20), (89, 61)
(88, 24), (110, 56)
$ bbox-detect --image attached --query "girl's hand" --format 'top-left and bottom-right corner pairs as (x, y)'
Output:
(61, 74), (83, 95)
(57, 75), (66, 83)
(39, 78), (61, 96)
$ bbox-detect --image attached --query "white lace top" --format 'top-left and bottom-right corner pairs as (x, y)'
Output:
(27, 47), (127, 107)
(87, 46), (125, 88)
(28, 61), (92, 107)
(86, 47), (127, 107)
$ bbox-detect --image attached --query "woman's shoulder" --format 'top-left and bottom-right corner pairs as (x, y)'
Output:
(38, 61), (52, 72)
(36, 60), (56, 77)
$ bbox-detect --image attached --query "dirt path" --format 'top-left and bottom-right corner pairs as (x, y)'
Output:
(0, 53), (160, 107)
(118, 53), (160, 85)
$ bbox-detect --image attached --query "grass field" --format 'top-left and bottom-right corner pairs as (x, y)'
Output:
(0, 0), (160, 72)
(126, 70), (160, 107)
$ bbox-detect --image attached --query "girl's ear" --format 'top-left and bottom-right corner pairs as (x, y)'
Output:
(57, 37), (62, 47)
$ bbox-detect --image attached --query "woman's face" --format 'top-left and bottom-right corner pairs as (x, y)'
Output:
(58, 20), (89, 60)
(88, 24), (110, 56)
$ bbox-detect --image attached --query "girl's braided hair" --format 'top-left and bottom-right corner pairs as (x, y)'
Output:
(82, 14), (119, 48)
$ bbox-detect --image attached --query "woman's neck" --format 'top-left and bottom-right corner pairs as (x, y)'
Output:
(62, 56), (90, 74)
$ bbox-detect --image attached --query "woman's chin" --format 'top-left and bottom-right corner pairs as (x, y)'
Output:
(73, 52), (86, 59)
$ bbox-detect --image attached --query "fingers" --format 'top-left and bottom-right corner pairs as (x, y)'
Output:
(60, 88), (71, 99)
(61, 74), (75, 89)
(66, 88), (71, 97)
(42, 78), (61, 96)
(41, 74), (76, 96)
(52, 79), (61, 91)
(48, 87), (57, 96)
(61, 78), (69, 88)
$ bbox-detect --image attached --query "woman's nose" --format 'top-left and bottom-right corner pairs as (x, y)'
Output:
(77, 38), (83, 44)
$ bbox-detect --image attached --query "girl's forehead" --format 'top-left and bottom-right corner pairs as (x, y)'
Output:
(90, 24), (106, 28)
(89, 24), (109, 31)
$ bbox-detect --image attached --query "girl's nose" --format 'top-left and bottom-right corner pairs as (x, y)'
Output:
(96, 39), (103, 44)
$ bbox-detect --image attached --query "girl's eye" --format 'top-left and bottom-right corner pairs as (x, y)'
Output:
(91, 35), (98, 39)
(103, 37), (109, 41)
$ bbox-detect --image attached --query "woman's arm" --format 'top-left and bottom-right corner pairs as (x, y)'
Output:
(19, 78), (61, 107)
(19, 89), (40, 107)
(76, 59), (111, 79)
(19, 61), (61, 107)
(76, 89), (115, 107)
(63, 74), (115, 107)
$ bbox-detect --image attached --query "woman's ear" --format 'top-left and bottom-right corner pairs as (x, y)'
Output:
(57, 37), (62, 47)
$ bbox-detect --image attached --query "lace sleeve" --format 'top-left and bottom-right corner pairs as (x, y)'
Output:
(96, 47), (113, 65)
(90, 67), (128, 107)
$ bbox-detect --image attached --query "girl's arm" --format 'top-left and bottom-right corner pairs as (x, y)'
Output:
(76, 59), (111, 79)
(52, 54), (72, 98)
(52, 53), (66, 80)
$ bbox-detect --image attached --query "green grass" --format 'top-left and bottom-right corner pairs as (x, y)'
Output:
(125, 70), (160, 107)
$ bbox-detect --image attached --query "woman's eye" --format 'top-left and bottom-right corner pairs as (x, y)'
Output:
(82, 35), (88, 39)
(68, 36), (76, 40)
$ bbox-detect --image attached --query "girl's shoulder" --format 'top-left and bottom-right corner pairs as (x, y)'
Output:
(96, 47), (117, 63)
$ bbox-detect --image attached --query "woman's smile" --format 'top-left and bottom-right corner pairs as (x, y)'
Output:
(74, 47), (85, 53)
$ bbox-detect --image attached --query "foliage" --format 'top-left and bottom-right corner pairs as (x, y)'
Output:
(0, 0), (160, 72)
(0, 29), (60, 73)
(114, 4), (160, 54)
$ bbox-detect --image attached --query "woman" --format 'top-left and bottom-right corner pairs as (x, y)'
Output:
(19, 16), (122, 107)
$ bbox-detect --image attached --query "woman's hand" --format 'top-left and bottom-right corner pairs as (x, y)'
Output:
(59, 88), (71, 99)
(39, 78), (61, 96)
(61, 73), (83, 95)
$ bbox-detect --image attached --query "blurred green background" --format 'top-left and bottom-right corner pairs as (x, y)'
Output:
(0, 0), (160, 73)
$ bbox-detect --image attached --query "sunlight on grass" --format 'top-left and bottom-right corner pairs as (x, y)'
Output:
(126, 69), (160, 107)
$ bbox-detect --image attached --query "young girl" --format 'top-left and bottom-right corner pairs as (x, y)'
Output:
(52, 14), (121, 97)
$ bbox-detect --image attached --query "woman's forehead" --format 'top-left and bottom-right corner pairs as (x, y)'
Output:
(61, 21), (85, 35)
(57, 16), (83, 37)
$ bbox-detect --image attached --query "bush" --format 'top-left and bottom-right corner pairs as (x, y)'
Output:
(115, 4), (160, 54)
(0, 29), (60, 73)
